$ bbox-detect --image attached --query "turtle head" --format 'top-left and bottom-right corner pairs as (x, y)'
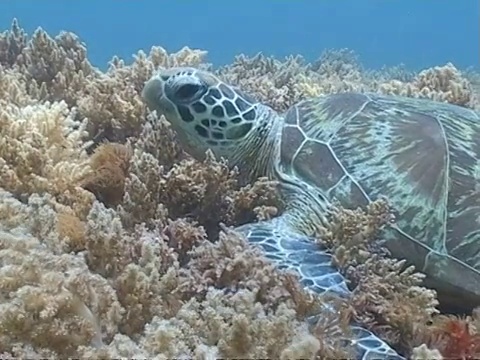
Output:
(142, 67), (267, 162)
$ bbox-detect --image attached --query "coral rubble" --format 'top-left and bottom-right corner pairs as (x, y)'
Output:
(0, 19), (479, 359)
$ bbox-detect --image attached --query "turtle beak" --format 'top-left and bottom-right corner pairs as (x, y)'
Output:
(142, 77), (165, 111)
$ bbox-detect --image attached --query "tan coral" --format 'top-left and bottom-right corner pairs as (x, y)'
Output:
(0, 226), (124, 356)
(217, 53), (313, 111)
(0, 190), (347, 359)
(1, 19), (209, 146)
(119, 112), (281, 235)
(0, 100), (94, 214)
(0, 18), (27, 67)
(0, 66), (32, 105)
(308, 48), (366, 95)
(319, 199), (439, 356)
(81, 142), (132, 207)
(378, 62), (475, 108)
(295, 72), (365, 98)
(0, 20), (96, 108)
(217, 49), (368, 111)
(77, 45), (208, 145)
(1, 20), (477, 359)
(414, 62), (474, 106)
(56, 211), (87, 252)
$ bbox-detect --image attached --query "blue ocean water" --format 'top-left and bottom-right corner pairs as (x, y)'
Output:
(0, 0), (478, 71)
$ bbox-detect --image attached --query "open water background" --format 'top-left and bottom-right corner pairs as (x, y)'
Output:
(0, 0), (478, 71)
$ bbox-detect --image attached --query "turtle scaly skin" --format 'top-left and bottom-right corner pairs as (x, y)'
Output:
(142, 67), (480, 359)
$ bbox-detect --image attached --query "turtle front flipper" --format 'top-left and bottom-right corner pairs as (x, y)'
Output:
(234, 216), (404, 360)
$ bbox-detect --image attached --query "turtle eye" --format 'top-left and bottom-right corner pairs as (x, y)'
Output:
(175, 83), (203, 100)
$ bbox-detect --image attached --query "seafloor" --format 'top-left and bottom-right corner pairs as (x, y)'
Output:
(0, 19), (479, 359)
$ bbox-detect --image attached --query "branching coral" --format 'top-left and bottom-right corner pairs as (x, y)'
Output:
(0, 222), (123, 356)
(216, 53), (314, 112)
(0, 100), (94, 214)
(0, 20), (320, 359)
(0, 66), (31, 106)
(0, 187), (330, 359)
(0, 18), (27, 67)
(119, 110), (281, 237)
(0, 19), (208, 146)
(378, 62), (476, 108)
(76, 45), (208, 145)
(309, 48), (365, 92)
(319, 199), (440, 356)
(82, 142), (132, 206)
(217, 49), (367, 110)
(0, 18), (479, 360)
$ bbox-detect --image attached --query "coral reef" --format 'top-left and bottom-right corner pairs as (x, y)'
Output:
(0, 18), (479, 359)
(217, 48), (477, 113)
(377, 62), (476, 108)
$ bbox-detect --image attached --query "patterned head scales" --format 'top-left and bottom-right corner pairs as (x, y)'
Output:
(142, 67), (260, 160)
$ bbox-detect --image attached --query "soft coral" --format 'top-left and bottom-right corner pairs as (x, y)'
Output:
(428, 316), (480, 359)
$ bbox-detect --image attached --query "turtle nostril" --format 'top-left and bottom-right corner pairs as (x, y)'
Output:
(175, 83), (202, 100)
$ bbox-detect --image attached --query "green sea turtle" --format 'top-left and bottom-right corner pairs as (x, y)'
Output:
(142, 66), (480, 359)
